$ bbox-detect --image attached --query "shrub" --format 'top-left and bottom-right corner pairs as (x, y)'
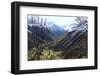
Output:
(28, 47), (63, 61)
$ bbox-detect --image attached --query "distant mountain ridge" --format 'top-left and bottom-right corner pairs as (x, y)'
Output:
(47, 22), (65, 37)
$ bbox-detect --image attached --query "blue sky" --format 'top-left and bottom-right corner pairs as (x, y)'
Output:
(28, 15), (76, 30)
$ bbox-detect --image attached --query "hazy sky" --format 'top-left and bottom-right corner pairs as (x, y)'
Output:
(28, 15), (76, 30)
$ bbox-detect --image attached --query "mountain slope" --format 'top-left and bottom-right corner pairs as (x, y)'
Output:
(53, 29), (88, 59)
(28, 25), (55, 50)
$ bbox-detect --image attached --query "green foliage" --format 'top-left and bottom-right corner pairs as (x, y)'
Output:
(40, 47), (63, 60)
(28, 47), (63, 61)
(28, 48), (39, 61)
